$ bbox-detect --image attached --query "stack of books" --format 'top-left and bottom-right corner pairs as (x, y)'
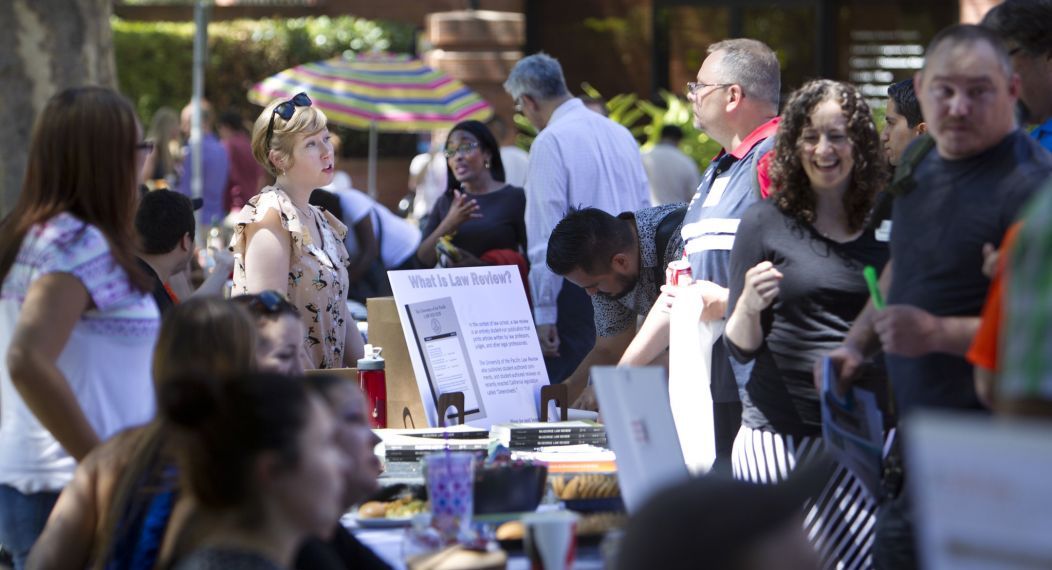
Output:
(377, 426), (491, 466)
(490, 421), (608, 450)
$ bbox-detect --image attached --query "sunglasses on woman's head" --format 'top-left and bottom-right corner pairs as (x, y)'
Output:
(265, 92), (312, 149)
(242, 290), (295, 315)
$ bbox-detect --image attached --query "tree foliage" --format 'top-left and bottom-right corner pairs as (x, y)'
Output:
(113, 16), (414, 127)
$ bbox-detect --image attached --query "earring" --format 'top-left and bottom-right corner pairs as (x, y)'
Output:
(484, 160), (491, 169)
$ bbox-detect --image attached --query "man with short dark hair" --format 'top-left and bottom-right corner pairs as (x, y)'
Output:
(546, 205), (685, 403)
(642, 124), (701, 205)
(135, 190), (197, 314)
(982, 0), (1052, 151)
(504, 54), (650, 387)
(882, 79), (927, 166)
(823, 24), (1052, 569)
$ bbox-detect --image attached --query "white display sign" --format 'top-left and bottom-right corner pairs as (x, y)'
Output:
(908, 412), (1052, 570)
(388, 266), (548, 428)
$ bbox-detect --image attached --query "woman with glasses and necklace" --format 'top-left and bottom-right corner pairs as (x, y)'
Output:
(416, 120), (527, 270)
(724, 80), (890, 569)
(232, 93), (364, 370)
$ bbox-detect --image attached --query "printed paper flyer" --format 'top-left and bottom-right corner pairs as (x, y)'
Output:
(388, 266), (548, 428)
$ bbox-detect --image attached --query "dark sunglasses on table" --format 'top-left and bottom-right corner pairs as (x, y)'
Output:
(444, 142), (480, 158)
(265, 92), (312, 149)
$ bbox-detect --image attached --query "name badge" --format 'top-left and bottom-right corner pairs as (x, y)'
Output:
(875, 220), (892, 242)
(701, 176), (731, 208)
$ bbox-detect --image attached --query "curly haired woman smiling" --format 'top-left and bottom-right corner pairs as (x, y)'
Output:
(724, 79), (890, 570)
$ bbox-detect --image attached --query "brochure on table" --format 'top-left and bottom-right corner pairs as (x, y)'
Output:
(908, 412), (1052, 570)
(388, 266), (548, 428)
(592, 366), (690, 513)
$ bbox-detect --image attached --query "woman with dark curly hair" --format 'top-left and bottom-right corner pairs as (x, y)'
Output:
(724, 79), (890, 570)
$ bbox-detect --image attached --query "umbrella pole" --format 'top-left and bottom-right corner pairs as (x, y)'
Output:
(368, 122), (378, 199)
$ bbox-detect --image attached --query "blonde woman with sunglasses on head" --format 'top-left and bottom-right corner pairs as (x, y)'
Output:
(232, 93), (364, 370)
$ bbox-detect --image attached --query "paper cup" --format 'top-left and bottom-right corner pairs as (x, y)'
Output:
(523, 510), (579, 570)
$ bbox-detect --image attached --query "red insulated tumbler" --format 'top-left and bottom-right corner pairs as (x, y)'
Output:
(357, 344), (387, 429)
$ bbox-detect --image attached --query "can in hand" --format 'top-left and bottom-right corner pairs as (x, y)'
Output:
(665, 259), (692, 287)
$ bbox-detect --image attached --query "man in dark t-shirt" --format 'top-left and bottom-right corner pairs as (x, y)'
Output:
(823, 25), (1052, 570)
(827, 25), (1052, 416)
(135, 190), (197, 315)
(546, 205), (685, 409)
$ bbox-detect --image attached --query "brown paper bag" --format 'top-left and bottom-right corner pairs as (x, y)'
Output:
(305, 367), (358, 380)
(367, 297), (430, 428)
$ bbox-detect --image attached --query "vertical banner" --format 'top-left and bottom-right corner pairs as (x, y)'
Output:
(388, 266), (548, 428)
(668, 292), (718, 474)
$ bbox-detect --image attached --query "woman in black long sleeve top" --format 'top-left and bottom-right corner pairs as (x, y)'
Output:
(724, 80), (889, 570)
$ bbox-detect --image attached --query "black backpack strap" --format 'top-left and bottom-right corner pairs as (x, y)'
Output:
(653, 205), (688, 287)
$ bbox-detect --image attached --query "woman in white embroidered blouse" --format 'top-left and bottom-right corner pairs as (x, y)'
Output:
(230, 93), (363, 370)
(0, 87), (160, 567)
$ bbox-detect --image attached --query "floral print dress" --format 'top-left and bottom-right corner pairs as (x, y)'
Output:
(230, 187), (351, 369)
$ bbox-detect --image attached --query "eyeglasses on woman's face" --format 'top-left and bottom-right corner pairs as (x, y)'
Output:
(444, 141), (480, 159)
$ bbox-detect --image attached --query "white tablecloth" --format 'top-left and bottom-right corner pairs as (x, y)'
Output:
(354, 527), (606, 569)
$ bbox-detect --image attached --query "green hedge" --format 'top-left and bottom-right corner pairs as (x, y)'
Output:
(113, 16), (417, 155)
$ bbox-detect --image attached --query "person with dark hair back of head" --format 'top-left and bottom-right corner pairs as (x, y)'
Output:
(165, 373), (346, 570)
(617, 461), (830, 570)
(982, 0), (1052, 150)
(29, 297), (257, 570)
(0, 87), (159, 566)
(546, 204), (686, 409)
(136, 190), (197, 315)
(881, 79), (928, 166)
(295, 376), (390, 570)
(819, 24), (1052, 569)
(643, 124), (701, 206)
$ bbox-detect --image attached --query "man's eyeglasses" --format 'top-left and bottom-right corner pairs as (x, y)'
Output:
(265, 92), (312, 149)
(444, 142), (480, 158)
(686, 81), (733, 96)
(137, 140), (156, 153)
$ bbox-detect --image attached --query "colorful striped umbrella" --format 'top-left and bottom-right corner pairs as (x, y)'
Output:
(248, 53), (494, 196)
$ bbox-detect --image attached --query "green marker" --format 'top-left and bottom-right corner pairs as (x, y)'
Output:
(864, 265), (884, 310)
